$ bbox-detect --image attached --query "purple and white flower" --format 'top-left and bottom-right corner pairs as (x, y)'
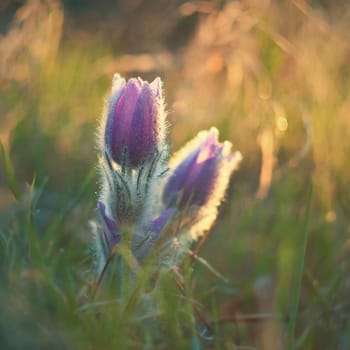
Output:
(93, 74), (242, 274)
(103, 75), (166, 169)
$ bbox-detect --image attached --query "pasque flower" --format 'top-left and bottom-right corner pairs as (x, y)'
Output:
(163, 128), (241, 210)
(93, 74), (242, 275)
(104, 74), (166, 168)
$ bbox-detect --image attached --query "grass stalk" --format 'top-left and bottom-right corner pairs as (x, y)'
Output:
(286, 184), (313, 349)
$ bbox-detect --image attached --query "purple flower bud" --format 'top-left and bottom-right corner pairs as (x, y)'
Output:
(132, 207), (177, 260)
(97, 201), (120, 247)
(104, 75), (165, 168)
(163, 128), (241, 209)
(149, 207), (177, 240)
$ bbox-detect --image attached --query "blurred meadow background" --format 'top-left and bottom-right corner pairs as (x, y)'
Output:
(1, 0), (350, 349)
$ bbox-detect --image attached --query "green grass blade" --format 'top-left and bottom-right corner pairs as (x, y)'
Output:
(0, 141), (21, 200)
(287, 184), (313, 349)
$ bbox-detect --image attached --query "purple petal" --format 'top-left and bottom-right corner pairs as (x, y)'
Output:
(185, 156), (219, 206)
(132, 208), (177, 260)
(150, 207), (177, 239)
(162, 130), (225, 208)
(106, 80), (141, 164)
(127, 83), (158, 167)
(97, 201), (120, 246)
(162, 148), (200, 206)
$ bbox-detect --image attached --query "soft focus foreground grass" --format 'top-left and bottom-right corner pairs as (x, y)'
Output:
(1, 0), (350, 349)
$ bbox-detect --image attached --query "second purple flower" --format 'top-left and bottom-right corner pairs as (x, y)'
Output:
(163, 128), (241, 210)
